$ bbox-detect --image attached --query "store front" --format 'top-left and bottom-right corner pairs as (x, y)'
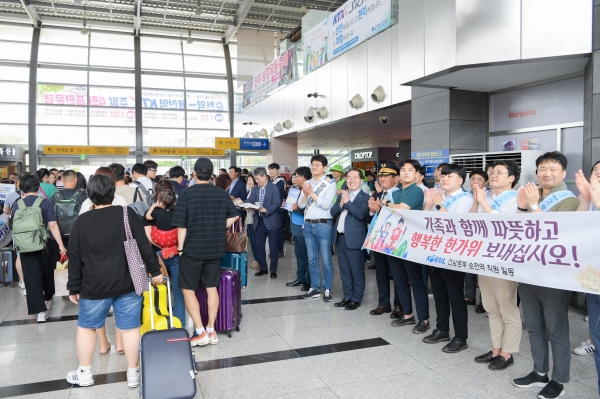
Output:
(350, 147), (399, 175)
(0, 145), (24, 177)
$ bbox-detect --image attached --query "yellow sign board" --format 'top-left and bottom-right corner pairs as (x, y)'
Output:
(149, 147), (225, 156)
(214, 137), (240, 150)
(43, 146), (130, 155)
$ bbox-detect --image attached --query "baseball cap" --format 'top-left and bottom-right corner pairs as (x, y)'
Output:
(194, 158), (214, 174)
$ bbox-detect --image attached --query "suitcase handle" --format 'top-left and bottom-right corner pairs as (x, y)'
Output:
(147, 276), (174, 331)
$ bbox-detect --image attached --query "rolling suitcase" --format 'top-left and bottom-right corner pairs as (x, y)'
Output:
(139, 277), (197, 399)
(196, 268), (241, 338)
(1, 248), (16, 287)
(140, 283), (182, 336)
(220, 252), (247, 287)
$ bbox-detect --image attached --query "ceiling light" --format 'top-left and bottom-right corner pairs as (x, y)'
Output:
(243, 132), (250, 138)
(259, 128), (268, 138)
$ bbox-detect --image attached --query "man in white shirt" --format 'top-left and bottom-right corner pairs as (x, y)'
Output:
(130, 163), (154, 192)
(433, 163), (448, 189)
(143, 160), (158, 181)
(298, 155), (337, 302)
(470, 160), (522, 372)
(423, 164), (474, 353)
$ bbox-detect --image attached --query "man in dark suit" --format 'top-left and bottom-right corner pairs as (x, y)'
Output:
(242, 167), (282, 278)
(330, 168), (370, 310)
(228, 166), (248, 223)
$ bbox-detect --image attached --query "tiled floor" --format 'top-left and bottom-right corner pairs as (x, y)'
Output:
(0, 243), (597, 398)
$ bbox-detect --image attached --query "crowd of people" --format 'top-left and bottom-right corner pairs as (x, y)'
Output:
(5, 150), (600, 398)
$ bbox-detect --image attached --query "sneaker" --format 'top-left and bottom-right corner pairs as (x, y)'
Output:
(585, 316), (589, 322)
(572, 339), (595, 355)
(190, 331), (209, 347)
(66, 368), (94, 387)
(512, 371), (550, 388)
(427, 289), (433, 298)
(37, 311), (47, 323)
(302, 288), (320, 299)
(323, 289), (332, 302)
(208, 332), (219, 345)
(127, 369), (140, 389)
(537, 380), (565, 399)
(18, 281), (25, 289)
(45, 300), (53, 310)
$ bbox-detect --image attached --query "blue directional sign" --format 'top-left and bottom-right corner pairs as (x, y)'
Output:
(411, 149), (449, 178)
(240, 138), (270, 151)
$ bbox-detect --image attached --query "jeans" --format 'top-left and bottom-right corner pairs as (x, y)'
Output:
(247, 223), (258, 261)
(79, 291), (142, 330)
(303, 220), (334, 291)
(587, 293), (600, 395)
(291, 223), (309, 284)
(157, 251), (185, 325)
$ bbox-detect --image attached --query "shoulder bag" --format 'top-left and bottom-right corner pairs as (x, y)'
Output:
(226, 219), (247, 253)
(122, 206), (148, 295)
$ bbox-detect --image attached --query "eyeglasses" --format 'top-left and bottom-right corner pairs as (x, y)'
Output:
(488, 171), (508, 176)
(148, 168), (157, 172)
(469, 177), (485, 182)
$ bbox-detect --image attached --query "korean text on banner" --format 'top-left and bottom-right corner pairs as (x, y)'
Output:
(364, 207), (600, 294)
(243, 47), (295, 108)
(304, 0), (391, 74)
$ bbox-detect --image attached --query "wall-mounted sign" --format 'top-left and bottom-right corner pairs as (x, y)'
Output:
(411, 149), (449, 178)
(239, 138), (270, 151)
(214, 138), (241, 150)
(149, 147), (225, 156)
(304, 0), (391, 74)
(0, 146), (23, 162)
(243, 47), (295, 108)
(351, 147), (378, 162)
(43, 146), (130, 155)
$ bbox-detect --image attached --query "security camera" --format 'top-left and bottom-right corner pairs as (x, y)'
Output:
(307, 92), (318, 98)
(304, 108), (315, 123)
(379, 116), (389, 124)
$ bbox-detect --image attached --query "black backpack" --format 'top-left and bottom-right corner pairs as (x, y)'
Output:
(53, 189), (84, 235)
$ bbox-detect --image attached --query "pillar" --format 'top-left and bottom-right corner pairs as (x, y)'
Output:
(583, 1), (600, 175)
(266, 137), (298, 175)
(410, 87), (488, 157)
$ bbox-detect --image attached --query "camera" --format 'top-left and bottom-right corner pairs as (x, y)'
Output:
(379, 116), (389, 124)
(304, 109), (315, 123)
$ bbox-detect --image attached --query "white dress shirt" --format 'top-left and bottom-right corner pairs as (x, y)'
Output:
(337, 189), (360, 233)
(298, 175), (337, 220)
(433, 189), (474, 213)
(130, 176), (154, 191)
(478, 190), (518, 214)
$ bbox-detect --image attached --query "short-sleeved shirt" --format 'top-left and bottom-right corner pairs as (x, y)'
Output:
(539, 183), (579, 212)
(391, 183), (425, 210)
(50, 188), (88, 209)
(171, 183), (239, 260)
(146, 207), (175, 231)
(39, 182), (57, 200)
(11, 195), (56, 225)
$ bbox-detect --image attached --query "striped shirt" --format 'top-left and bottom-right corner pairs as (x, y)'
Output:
(172, 183), (239, 260)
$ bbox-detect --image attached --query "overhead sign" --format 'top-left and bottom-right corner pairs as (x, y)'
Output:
(0, 145), (23, 161)
(239, 138), (270, 151)
(43, 146), (130, 155)
(354, 151), (373, 160)
(149, 147), (226, 156)
(243, 47), (295, 108)
(304, 0), (392, 74)
(411, 149), (449, 178)
(214, 137), (241, 150)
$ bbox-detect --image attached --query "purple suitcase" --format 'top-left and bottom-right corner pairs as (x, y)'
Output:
(196, 268), (241, 338)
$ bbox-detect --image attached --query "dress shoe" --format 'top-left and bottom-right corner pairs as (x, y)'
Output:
(301, 283), (310, 291)
(370, 306), (392, 315)
(390, 305), (403, 319)
(270, 272), (277, 279)
(475, 351), (498, 363)
(254, 270), (268, 276)
(423, 329), (450, 344)
(391, 315), (415, 327)
(465, 298), (476, 306)
(476, 303), (486, 313)
(412, 320), (430, 334)
(286, 280), (302, 287)
(334, 299), (351, 308)
(345, 301), (360, 310)
(442, 337), (468, 353)
(367, 265), (376, 270)
(488, 355), (514, 370)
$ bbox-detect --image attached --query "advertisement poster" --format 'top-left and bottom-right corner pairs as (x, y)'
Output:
(37, 85), (227, 111)
(411, 149), (449, 179)
(243, 47), (295, 108)
(503, 140), (516, 151)
(365, 207), (600, 294)
(521, 138), (540, 150)
(303, 0), (391, 73)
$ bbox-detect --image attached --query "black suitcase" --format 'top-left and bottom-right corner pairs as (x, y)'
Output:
(139, 277), (197, 399)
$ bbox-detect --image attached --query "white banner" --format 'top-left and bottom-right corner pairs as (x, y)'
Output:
(304, 0), (391, 73)
(242, 47), (295, 108)
(364, 207), (600, 294)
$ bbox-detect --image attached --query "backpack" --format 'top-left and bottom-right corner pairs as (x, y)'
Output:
(12, 198), (48, 253)
(53, 189), (84, 236)
(136, 182), (155, 207)
(129, 187), (150, 219)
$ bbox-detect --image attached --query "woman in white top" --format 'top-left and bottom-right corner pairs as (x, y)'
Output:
(79, 167), (127, 215)
(246, 175), (259, 269)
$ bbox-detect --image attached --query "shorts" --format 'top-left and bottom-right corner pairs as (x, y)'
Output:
(179, 254), (221, 290)
(78, 291), (143, 330)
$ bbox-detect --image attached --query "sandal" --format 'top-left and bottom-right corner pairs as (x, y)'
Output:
(117, 349), (125, 355)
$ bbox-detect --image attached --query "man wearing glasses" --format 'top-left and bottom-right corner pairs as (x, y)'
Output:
(143, 160), (158, 182)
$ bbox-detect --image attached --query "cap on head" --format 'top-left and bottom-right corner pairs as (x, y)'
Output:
(194, 157), (214, 174)
(329, 164), (344, 173)
(378, 161), (399, 176)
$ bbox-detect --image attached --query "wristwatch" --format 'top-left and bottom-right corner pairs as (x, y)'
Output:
(435, 204), (442, 210)
(530, 204), (539, 211)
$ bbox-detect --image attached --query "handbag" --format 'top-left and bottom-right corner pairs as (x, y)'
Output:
(122, 206), (148, 295)
(226, 219), (247, 253)
(54, 254), (69, 297)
